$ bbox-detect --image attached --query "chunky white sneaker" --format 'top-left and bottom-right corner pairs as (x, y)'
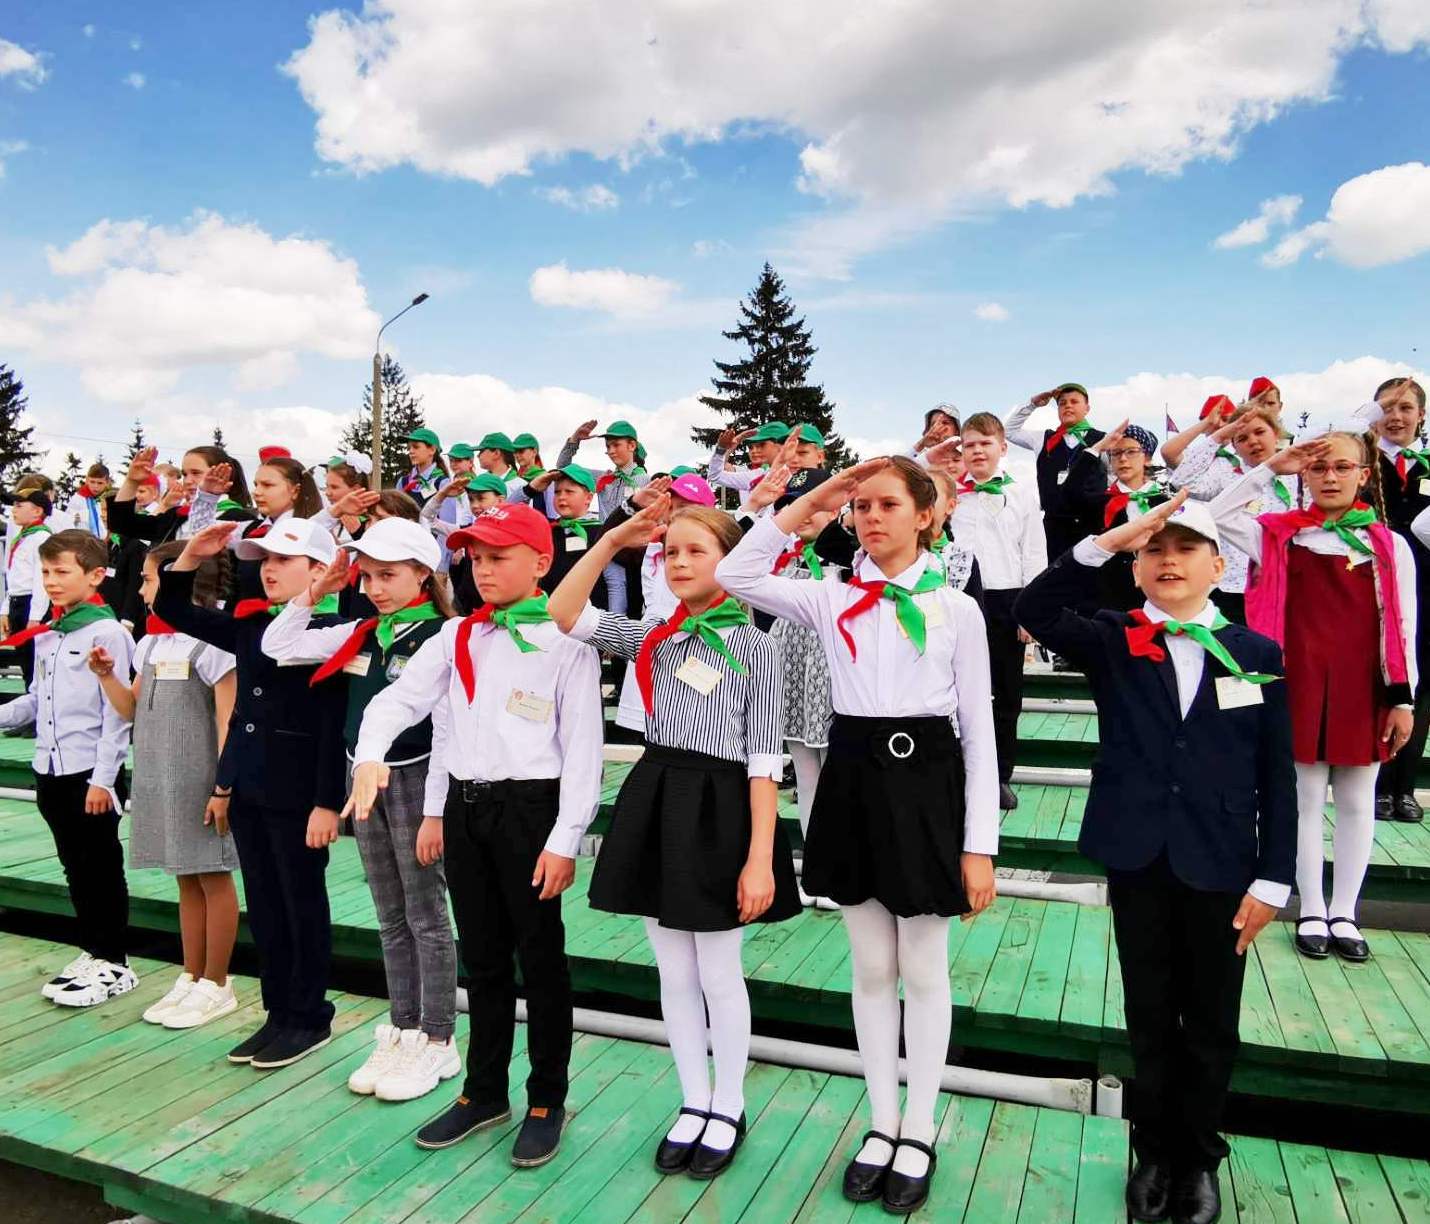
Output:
(162, 978), (237, 1030)
(347, 1023), (404, 1095)
(375, 1030), (461, 1102)
(142, 972), (195, 1024)
(41, 952), (95, 1000)
(53, 960), (138, 1008)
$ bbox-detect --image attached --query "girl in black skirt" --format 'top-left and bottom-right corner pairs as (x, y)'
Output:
(547, 498), (800, 1181)
(716, 455), (998, 1216)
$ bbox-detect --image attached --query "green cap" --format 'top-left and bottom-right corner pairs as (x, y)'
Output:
(601, 420), (639, 441)
(465, 473), (508, 496)
(324, 454), (346, 469)
(477, 431), (515, 452)
(448, 442), (476, 460)
(554, 464), (597, 494)
(669, 465), (699, 477)
(402, 427), (441, 448)
(750, 421), (791, 443)
(794, 424), (826, 446)
(512, 433), (540, 451)
(1054, 383), (1089, 400)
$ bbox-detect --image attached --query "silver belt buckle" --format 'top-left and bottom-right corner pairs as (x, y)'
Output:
(887, 731), (915, 760)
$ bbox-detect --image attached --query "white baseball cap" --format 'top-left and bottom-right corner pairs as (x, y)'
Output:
(1156, 499), (1220, 548)
(234, 518), (339, 565)
(344, 517), (441, 572)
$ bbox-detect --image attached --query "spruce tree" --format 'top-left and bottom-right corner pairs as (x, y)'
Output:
(123, 419), (147, 465)
(340, 355), (428, 486)
(54, 452), (84, 503)
(0, 365), (41, 487)
(694, 263), (852, 468)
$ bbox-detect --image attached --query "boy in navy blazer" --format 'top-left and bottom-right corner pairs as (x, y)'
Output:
(1016, 491), (1296, 1224)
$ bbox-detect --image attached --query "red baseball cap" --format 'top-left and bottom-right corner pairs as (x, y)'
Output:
(448, 503), (554, 559)
(1199, 394), (1236, 420)
(1247, 376), (1278, 401)
(258, 445), (292, 462)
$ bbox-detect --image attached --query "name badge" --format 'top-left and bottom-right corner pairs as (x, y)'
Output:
(675, 656), (723, 695)
(1056, 470), (1069, 485)
(385, 656), (408, 682)
(896, 595), (944, 638)
(1245, 498), (1264, 515)
(506, 689), (554, 722)
(154, 660), (191, 681)
(565, 535), (588, 553)
(1216, 676), (1263, 710)
(342, 653), (372, 677)
(105, 567), (117, 578)
(1420, 478), (1430, 497)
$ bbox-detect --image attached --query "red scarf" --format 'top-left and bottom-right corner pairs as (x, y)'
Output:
(233, 598), (274, 619)
(771, 548), (802, 575)
(1043, 418), (1091, 453)
(78, 486), (96, 500)
(1103, 487), (1132, 527)
(836, 580), (888, 660)
(596, 473), (618, 493)
(1123, 609), (1168, 662)
(145, 614), (177, 636)
(310, 597), (430, 684)
(245, 522), (270, 540)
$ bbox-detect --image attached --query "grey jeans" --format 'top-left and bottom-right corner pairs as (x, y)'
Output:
(349, 758), (457, 1039)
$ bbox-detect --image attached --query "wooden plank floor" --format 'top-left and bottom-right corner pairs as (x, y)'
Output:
(3, 806), (1430, 1111)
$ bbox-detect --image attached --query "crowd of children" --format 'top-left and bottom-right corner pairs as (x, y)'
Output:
(0, 376), (1423, 1219)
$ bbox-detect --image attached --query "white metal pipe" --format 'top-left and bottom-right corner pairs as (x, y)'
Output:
(1011, 765), (1091, 787)
(0, 786), (36, 801)
(1022, 698), (1097, 715)
(1095, 1074), (1124, 1119)
(995, 876), (1107, 906)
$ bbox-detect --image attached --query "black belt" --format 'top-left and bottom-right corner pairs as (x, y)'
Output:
(639, 742), (745, 775)
(829, 714), (959, 767)
(450, 776), (560, 804)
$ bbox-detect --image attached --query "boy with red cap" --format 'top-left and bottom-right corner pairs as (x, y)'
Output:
(348, 502), (602, 1168)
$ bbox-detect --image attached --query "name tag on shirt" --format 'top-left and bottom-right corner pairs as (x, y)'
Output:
(1216, 677), (1263, 710)
(564, 535), (588, 553)
(896, 596), (944, 639)
(1420, 478), (1430, 497)
(675, 656), (723, 695)
(507, 689), (554, 722)
(342, 654), (372, 677)
(386, 656), (408, 682)
(1056, 470), (1069, 485)
(154, 660), (191, 681)
(105, 567), (117, 578)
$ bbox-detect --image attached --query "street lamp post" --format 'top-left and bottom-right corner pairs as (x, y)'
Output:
(370, 293), (429, 489)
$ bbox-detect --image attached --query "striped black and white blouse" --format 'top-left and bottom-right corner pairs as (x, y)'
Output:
(569, 604), (784, 780)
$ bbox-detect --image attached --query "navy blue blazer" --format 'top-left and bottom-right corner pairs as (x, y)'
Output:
(1014, 550), (1297, 894)
(155, 565), (349, 814)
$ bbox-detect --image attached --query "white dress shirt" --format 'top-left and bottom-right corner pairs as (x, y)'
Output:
(706, 448), (764, 507)
(1004, 401), (1086, 454)
(1074, 535), (1290, 907)
(0, 615), (134, 807)
(61, 492), (105, 536)
(949, 472), (1046, 589)
(353, 615), (602, 857)
(614, 544), (680, 733)
(134, 632), (236, 688)
(1, 528), (51, 620)
(717, 514), (999, 854)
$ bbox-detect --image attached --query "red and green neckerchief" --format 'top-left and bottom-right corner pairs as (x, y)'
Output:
(453, 593), (553, 703)
(1393, 447), (1430, 487)
(1103, 482), (1165, 528)
(233, 593), (340, 620)
(0, 594), (114, 648)
(311, 597), (441, 684)
(837, 566), (945, 659)
(1281, 501), (1379, 565)
(635, 595), (751, 714)
(558, 517), (599, 543)
(1045, 419), (1092, 452)
(7, 523), (50, 569)
(596, 466), (647, 493)
(959, 474), (1014, 496)
(1125, 608), (1278, 685)
(771, 543), (825, 580)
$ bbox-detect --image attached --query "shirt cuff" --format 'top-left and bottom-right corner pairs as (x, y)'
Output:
(568, 603), (603, 643)
(543, 821), (585, 858)
(1072, 536), (1115, 567)
(1248, 878), (1291, 909)
(747, 753), (783, 781)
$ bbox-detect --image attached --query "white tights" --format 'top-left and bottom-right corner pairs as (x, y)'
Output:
(643, 920), (749, 1151)
(788, 741), (828, 838)
(841, 899), (952, 1178)
(1294, 761), (1378, 940)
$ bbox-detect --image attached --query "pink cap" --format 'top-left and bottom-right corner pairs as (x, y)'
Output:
(448, 503), (554, 559)
(669, 473), (716, 506)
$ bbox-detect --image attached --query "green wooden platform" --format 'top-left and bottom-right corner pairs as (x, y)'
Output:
(3, 804), (1430, 1113)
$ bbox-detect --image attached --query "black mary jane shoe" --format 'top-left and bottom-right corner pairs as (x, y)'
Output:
(653, 1107), (709, 1174)
(881, 1138), (937, 1216)
(1375, 793), (1395, 821)
(1125, 1158), (1173, 1222)
(1293, 917), (1329, 960)
(1170, 1166), (1221, 1224)
(1396, 793), (1425, 824)
(1328, 918), (1370, 963)
(841, 1129), (897, 1202)
(686, 1111), (746, 1180)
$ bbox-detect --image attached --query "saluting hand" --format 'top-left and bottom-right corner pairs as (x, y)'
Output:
(922, 437), (963, 472)
(1090, 419), (1131, 456)
(125, 446), (159, 486)
(799, 457), (892, 516)
(179, 522), (239, 563)
(331, 487), (382, 518)
(605, 496), (670, 550)
(745, 464), (791, 512)
(198, 462), (235, 498)
(631, 475), (672, 509)
(1267, 438), (1331, 476)
(306, 551), (349, 601)
(1094, 489), (1190, 554)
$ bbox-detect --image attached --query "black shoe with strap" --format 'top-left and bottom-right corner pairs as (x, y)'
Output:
(686, 1111), (746, 1179)
(1293, 916), (1329, 960)
(881, 1138), (937, 1215)
(1328, 917), (1370, 963)
(1126, 1158), (1173, 1221)
(654, 1107), (709, 1174)
(1170, 1166), (1221, 1224)
(841, 1129), (897, 1202)
(1395, 793), (1425, 824)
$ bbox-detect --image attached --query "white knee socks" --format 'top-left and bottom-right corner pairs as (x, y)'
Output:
(1294, 761), (1378, 939)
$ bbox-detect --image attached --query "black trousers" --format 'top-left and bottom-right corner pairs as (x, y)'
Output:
(983, 589), (1025, 784)
(35, 769), (130, 963)
(1042, 515), (1085, 565)
(1378, 668), (1430, 799)
(9, 594), (34, 688)
(445, 777), (571, 1111)
(1107, 855), (1245, 1172)
(229, 794), (334, 1031)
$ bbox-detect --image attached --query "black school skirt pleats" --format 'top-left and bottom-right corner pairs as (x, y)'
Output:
(805, 714), (969, 918)
(590, 743), (802, 932)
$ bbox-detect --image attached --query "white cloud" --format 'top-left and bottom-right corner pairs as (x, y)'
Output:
(284, 2), (1430, 276)
(529, 262), (679, 318)
(0, 211), (378, 402)
(0, 37), (47, 88)
(974, 302), (1010, 323)
(691, 239), (733, 259)
(82, 24), (96, 39)
(537, 184), (619, 211)
(1263, 162), (1430, 269)
(1212, 194), (1302, 249)
(0, 138), (28, 178)
(130, 37), (143, 52)
(123, 72), (145, 90)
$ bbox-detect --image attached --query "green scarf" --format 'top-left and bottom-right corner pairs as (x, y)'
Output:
(271, 594), (340, 617)
(1162, 611), (1279, 685)
(1401, 447), (1430, 478)
(616, 465), (646, 489)
(53, 599), (116, 634)
(375, 600), (441, 652)
(967, 474), (1014, 495)
(1318, 505), (1378, 559)
(841, 567), (946, 656)
(1270, 477), (1293, 508)
(14, 524), (51, 546)
(796, 542), (825, 580)
(1125, 482), (1165, 514)
(521, 466), (546, 480)
(1215, 446), (1240, 468)
(559, 517), (591, 543)
(215, 497), (245, 514)
(488, 594), (553, 652)
(676, 598), (752, 678)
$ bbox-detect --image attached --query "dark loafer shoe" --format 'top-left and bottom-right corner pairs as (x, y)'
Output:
(1126, 1158), (1173, 1221)
(687, 1111), (746, 1179)
(250, 1027), (331, 1070)
(881, 1138), (937, 1215)
(1293, 917), (1330, 960)
(1375, 793), (1395, 820)
(227, 1020), (279, 1064)
(1170, 1167), (1221, 1224)
(415, 1097), (512, 1150)
(841, 1129), (896, 1202)
(1395, 794), (1425, 823)
(1328, 918), (1370, 963)
(654, 1107), (709, 1174)
(511, 1106), (566, 1167)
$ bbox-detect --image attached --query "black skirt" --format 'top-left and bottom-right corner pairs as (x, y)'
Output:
(590, 744), (802, 932)
(805, 714), (969, 917)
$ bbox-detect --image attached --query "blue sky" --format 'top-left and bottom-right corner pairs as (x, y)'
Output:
(1, 3), (1428, 470)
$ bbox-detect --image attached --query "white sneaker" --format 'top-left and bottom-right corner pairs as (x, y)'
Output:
(53, 959), (138, 1008)
(142, 972), (195, 1024)
(162, 978), (237, 1029)
(375, 1030), (461, 1102)
(347, 1023), (404, 1095)
(41, 952), (95, 1000)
